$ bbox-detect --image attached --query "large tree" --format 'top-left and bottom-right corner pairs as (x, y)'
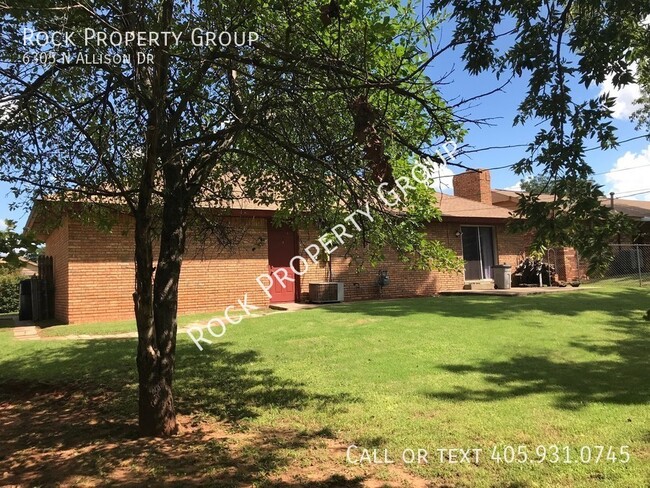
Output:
(0, 0), (472, 436)
(0, 220), (40, 269)
(631, 14), (650, 130)
(432, 0), (648, 270)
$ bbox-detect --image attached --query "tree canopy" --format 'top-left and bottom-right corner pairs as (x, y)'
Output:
(431, 0), (649, 270)
(0, 0), (471, 435)
(518, 174), (557, 195)
(631, 16), (650, 130)
(1, 0), (469, 270)
(0, 220), (40, 270)
(2, 0), (648, 436)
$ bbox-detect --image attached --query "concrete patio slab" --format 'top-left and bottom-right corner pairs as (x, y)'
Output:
(12, 325), (41, 340)
(269, 302), (336, 311)
(439, 285), (595, 297)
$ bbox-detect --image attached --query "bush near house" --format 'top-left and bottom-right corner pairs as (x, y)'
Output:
(0, 272), (21, 313)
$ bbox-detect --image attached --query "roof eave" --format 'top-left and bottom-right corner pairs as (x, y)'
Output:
(441, 215), (513, 224)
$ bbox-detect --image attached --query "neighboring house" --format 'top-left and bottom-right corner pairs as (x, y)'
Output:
(493, 188), (650, 231)
(491, 189), (585, 280)
(26, 170), (534, 324)
(491, 189), (556, 210)
(491, 188), (650, 234)
(602, 198), (650, 242)
(0, 256), (38, 277)
(491, 188), (650, 279)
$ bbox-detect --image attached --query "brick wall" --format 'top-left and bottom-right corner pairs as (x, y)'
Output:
(46, 213), (531, 324)
(297, 222), (531, 301)
(553, 247), (588, 282)
(66, 216), (135, 323)
(179, 217), (269, 315)
(453, 170), (492, 205)
(298, 222), (469, 301)
(45, 219), (70, 322)
(53, 214), (270, 324)
(494, 224), (533, 272)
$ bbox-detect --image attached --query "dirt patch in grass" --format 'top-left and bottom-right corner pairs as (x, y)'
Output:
(0, 380), (429, 487)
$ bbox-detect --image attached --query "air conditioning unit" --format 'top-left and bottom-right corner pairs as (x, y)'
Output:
(309, 282), (344, 303)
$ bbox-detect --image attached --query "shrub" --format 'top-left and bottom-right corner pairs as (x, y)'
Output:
(0, 272), (21, 313)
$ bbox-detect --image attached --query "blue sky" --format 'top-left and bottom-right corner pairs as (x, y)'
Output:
(429, 62), (650, 196)
(425, 16), (650, 199)
(2, 12), (650, 231)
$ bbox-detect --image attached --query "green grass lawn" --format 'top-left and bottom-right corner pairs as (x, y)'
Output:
(38, 308), (273, 337)
(1, 282), (648, 487)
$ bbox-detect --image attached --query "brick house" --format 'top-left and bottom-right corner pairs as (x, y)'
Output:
(0, 256), (38, 277)
(26, 170), (535, 324)
(491, 189), (650, 280)
(490, 189), (588, 280)
(602, 198), (650, 242)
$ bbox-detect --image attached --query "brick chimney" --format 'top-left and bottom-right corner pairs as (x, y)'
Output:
(453, 169), (492, 205)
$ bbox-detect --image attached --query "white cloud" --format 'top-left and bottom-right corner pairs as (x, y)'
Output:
(597, 17), (650, 119)
(0, 99), (17, 123)
(604, 144), (650, 201)
(599, 64), (642, 119)
(504, 181), (523, 191)
(429, 164), (455, 194)
(503, 174), (538, 192)
(0, 220), (6, 231)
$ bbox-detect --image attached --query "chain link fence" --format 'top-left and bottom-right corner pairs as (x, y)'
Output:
(597, 244), (650, 286)
(546, 244), (650, 286)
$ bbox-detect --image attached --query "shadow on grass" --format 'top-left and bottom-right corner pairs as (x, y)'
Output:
(323, 286), (648, 321)
(412, 290), (650, 409)
(427, 351), (649, 409)
(318, 285), (650, 410)
(0, 338), (361, 486)
(176, 341), (358, 421)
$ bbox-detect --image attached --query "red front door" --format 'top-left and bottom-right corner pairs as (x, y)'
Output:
(267, 222), (298, 303)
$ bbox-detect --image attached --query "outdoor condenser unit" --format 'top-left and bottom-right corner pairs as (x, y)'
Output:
(309, 282), (344, 303)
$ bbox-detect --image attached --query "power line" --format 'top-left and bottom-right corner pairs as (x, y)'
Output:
(429, 161), (650, 182)
(613, 188), (650, 198)
(462, 143), (528, 155)
(472, 132), (650, 172)
(585, 134), (650, 152)
(593, 163), (650, 176)
(613, 186), (650, 195)
(615, 191), (650, 199)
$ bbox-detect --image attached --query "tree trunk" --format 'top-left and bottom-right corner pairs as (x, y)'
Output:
(134, 199), (181, 436)
(134, 209), (177, 436)
(134, 203), (187, 435)
(134, 161), (188, 437)
(133, 0), (177, 437)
